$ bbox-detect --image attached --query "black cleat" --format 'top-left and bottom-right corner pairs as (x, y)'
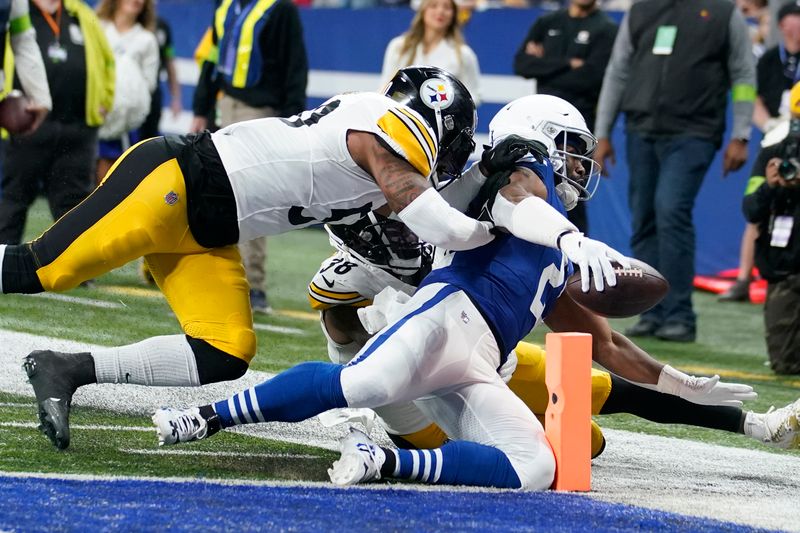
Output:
(22, 350), (92, 450)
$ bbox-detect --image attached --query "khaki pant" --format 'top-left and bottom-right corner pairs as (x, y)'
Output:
(764, 274), (800, 374)
(218, 95), (278, 291)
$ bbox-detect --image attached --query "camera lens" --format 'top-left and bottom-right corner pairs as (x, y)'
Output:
(778, 160), (798, 180)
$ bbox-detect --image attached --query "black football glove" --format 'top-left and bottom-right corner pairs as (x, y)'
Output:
(480, 134), (549, 176)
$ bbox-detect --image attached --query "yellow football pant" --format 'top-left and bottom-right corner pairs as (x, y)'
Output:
(31, 138), (256, 362)
(400, 341), (612, 458)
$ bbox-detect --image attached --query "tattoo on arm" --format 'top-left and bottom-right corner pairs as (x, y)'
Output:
(373, 148), (430, 213)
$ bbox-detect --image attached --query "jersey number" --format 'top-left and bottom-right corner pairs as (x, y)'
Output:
(282, 99), (341, 128)
(529, 261), (567, 326)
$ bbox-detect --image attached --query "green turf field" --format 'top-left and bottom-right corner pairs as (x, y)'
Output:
(0, 199), (798, 481)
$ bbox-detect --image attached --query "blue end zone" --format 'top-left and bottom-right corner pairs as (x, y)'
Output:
(0, 475), (776, 532)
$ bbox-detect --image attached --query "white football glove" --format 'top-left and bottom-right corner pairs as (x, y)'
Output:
(558, 232), (631, 292)
(656, 365), (757, 407)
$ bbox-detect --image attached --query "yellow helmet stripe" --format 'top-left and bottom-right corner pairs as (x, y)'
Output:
(308, 282), (363, 300)
(233, 0), (279, 88)
(377, 111), (433, 177)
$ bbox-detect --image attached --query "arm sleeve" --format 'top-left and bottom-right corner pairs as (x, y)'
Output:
(192, 21), (220, 117)
(141, 32), (161, 93)
(491, 193), (577, 249)
(593, 12), (633, 139)
(8, 0), (51, 110)
(275, 1), (307, 117)
(437, 162), (486, 213)
(397, 188), (494, 251)
(727, 9), (756, 141)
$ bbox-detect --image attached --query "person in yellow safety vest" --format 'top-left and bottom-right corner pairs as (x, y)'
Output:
(191, 0), (309, 317)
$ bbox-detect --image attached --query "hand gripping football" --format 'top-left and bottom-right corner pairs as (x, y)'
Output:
(565, 257), (669, 318)
(0, 91), (35, 134)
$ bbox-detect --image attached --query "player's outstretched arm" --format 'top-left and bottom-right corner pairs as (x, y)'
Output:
(490, 168), (629, 291)
(349, 132), (493, 251)
(544, 294), (757, 407)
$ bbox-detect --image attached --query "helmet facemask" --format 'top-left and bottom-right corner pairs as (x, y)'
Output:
(547, 124), (601, 210)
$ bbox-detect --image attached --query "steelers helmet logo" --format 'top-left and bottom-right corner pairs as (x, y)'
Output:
(420, 77), (454, 111)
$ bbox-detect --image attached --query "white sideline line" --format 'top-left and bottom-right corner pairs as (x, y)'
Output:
(0, 403), (31, 408)
(0, 422), (152, 432)
(30, 293), (125, 309)
(253, 323), (304, 335)
(120, 448), (321, 460)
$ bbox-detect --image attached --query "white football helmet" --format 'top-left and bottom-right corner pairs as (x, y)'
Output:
(488, 95), (600, 210)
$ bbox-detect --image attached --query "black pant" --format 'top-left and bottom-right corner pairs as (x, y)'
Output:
(765, 274), (800, 374)
(0, 120), (98, 244)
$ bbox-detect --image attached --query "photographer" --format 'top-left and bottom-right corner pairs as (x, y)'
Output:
(743, 106), (800, 374)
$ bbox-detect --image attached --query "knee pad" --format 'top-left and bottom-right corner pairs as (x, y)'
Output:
(187, 336), (249, 384)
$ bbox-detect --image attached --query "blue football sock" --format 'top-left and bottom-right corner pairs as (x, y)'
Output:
(212, 362), (346, 428)
(388, 441), (522, 488)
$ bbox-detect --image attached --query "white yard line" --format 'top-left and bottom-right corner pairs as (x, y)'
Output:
(253, 323), (304, 335)
(0, 422), (153, 432)
(30, 293), (125, 309)
(1, 328), (799, 532)
(119, 448), (321, 459)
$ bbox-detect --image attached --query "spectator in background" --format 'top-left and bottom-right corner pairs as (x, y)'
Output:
(139, 15), (181, 139)
(191, 0), (308, 315)
(737, 0), (769, 59)
(593, 0), (755, 342)
(0, 0), (51, 134)
(95, 0), (159, 185)
(512, 0), (617, 234)
(380, 0), (481, 105)
(0, 0), (114, 245)
(721, 1), (800, 302)
(743, 82), (800, 374)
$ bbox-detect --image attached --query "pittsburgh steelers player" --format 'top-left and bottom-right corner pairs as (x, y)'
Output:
(306, 97), (800, 458)
(153, 96), (761, 491)
(9, 66), (623, 451)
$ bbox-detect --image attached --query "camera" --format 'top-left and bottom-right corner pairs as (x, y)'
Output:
(778, 117), (800, 180)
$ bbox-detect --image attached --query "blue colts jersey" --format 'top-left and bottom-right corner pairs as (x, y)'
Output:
(421, 159), (573, 357)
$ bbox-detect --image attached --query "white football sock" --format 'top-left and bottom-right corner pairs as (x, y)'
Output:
(93, 334), (201, 386)
(0, 244), (6, 293)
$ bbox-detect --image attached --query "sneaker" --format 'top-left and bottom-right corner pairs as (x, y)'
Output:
(719, 279), (750, 302)
(152, 407), (219, 446)
(328, 427), (386, 486)
(655, 322), (696, 343)
(624, 319), (660, 338)
(748, 399), (800, 449)
(22, 350), (90, 450)
(249, 289), (273, 314)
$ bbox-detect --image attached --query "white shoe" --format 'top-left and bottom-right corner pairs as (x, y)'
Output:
(328, 427), (386, 486)
(152, 407), (209, 446)
(748, 399), (800, 449)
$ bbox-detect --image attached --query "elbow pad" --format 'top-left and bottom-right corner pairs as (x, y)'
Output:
(398, 188), (494, 251)
(491, 194), (578, 248)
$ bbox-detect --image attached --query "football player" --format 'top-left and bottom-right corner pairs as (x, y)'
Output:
(153, 96), (760, 491)
(307, 96), (800, 457)
(10, 66), (624, 451)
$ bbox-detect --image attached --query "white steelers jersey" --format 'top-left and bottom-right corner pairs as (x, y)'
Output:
(210, 92), (439, 243)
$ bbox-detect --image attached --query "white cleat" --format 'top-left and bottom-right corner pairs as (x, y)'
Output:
(152, 407), (209, 446)
(328, 427), (386, 486)
(752, 399), (800, 449)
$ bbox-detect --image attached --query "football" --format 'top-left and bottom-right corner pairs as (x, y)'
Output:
(565, 257), (669, 318)
(0, 91), (35, 134)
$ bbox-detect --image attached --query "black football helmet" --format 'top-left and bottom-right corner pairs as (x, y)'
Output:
(327, 212), (432, 282)
(383, 66), (477, 185)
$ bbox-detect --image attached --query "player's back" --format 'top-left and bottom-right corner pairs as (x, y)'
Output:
(210, 92), (437, 242)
